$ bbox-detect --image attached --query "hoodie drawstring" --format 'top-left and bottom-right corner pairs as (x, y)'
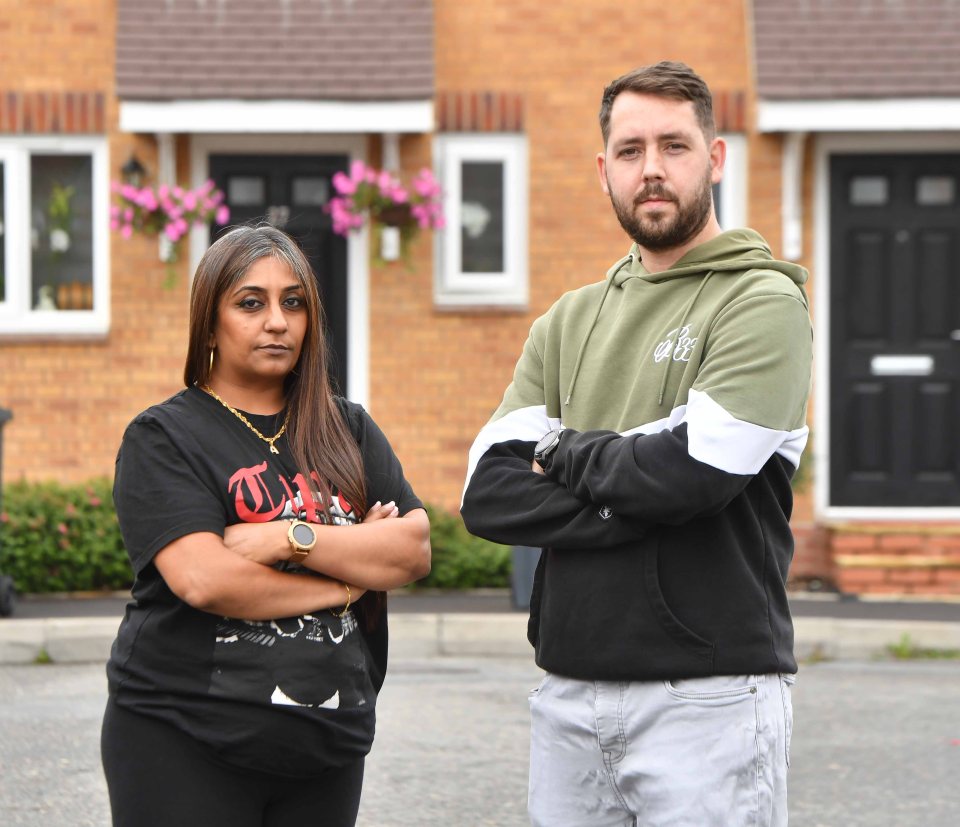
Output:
(657, 270), (715, 406)
(564, 263), (623, 406)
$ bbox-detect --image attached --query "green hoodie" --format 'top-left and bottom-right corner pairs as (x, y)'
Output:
(533, 228), (810, 436)
(463, 229), (814, 682)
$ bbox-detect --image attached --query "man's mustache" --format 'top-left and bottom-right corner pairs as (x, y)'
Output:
(634, 186), (676, 206)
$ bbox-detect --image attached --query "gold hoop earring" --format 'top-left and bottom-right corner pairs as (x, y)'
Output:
(209, 349), (215, 373)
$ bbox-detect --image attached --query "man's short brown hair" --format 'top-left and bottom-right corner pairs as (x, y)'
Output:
(599, 61), (716, 146)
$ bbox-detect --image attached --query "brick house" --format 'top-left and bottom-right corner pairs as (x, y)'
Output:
(1, 0), (958, 595)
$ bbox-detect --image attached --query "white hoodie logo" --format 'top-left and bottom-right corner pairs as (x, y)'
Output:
(653, 325), (698, 364)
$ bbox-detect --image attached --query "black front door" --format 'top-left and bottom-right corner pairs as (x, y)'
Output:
(209, 154), (349, 394)
(830, 153), (960, 506)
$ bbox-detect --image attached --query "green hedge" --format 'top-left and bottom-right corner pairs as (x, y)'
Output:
(0, 479), (511, 594)
(413, 504), (511, 589)
(0, 478), (129, 593)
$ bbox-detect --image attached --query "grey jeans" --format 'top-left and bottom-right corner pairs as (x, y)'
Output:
(528, 672), (794, 827)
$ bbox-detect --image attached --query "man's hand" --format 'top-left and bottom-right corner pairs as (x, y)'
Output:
(531, 459), (545, 475)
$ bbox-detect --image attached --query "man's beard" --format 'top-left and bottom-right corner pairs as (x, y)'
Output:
(609, 165), (714, 252)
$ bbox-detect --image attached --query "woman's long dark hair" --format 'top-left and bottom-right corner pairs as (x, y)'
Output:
(184, 224), (383, 626)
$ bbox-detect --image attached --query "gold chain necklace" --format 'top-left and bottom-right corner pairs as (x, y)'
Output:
(202, 385), (290, 454)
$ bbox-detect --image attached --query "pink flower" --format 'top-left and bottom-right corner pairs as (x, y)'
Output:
(215, 205), (230, 224)
(332, 171), (357, 196)
(182, 192), (197, 211)
(57, 522), (68, 535)
(350, 159), (369, 181)
(65, 503), (77, 516)
(164, 223), (182, 242)
(120, 224), (133, 239)
(0, 512), (8, 524)
(88, 496), (102, 507)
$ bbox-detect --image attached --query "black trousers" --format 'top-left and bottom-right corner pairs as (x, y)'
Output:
(101, 697), (365, 827)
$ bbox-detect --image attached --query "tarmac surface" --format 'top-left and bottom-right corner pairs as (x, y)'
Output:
(1, 656), (958, 826)
(1, 589), (959, 825)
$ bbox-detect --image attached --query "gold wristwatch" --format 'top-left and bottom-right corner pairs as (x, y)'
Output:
(287, 519), (317, 563)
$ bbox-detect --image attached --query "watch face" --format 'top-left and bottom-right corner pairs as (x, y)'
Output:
(535, 429), (561, 457)
(291, 522), (315, 547)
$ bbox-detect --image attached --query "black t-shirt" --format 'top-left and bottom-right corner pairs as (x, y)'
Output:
(107, 386), (422, 776)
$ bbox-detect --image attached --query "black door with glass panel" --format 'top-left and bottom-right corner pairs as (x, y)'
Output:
(830, 153), (960, 506)
(209, 155), (349, 394)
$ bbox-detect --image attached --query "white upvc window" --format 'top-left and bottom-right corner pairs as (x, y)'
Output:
(0, 136), (109, 336)
(714, 132), (747, 231)
(434, 134), (528, 308)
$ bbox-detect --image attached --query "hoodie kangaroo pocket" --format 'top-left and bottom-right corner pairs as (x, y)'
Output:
(644, 541), (715, 663)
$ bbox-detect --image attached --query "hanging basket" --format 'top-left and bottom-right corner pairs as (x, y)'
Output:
(376, 203), (413, 228)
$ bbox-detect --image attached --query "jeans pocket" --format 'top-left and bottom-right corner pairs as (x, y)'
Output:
(663, 674), (761, 704)
(528, 672), (549, 702)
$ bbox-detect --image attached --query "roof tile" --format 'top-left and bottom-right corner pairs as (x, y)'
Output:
(116, 0), (433, 101)
(754, 0), (960, 99)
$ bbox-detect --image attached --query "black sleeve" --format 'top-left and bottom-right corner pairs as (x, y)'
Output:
(353, 406), (423, 517)
(541, 425), (752, 525)
(113, 418), (226, 575)
(461, 439), (650, 548)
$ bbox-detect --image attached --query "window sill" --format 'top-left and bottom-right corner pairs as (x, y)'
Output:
(432, 293), (529, 313)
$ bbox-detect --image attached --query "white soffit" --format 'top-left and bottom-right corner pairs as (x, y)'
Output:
(758, 98), (960, 132)
(120, 99), (434, 134)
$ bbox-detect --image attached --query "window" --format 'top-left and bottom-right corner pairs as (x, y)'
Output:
(0, 137), (108, 335)
(434, 135), (528, 308)
(849, 175), (889, 206)
(713, 133), (747, 231)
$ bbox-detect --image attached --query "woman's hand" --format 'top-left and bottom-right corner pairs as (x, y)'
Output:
(223, 521), (289, 566)
(363, 500), (399, 522)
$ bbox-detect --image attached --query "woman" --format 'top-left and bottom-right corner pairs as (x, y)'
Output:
(101, 224), (430, 827)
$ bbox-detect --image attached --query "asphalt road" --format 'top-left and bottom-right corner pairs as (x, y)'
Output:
(1, 657), (958, 826)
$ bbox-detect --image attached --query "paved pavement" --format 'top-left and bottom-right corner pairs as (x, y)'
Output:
(1, 657), (958, 826)
(2, 588), (960, 665)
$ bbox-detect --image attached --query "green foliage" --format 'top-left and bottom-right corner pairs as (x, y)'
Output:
(0, 478), (131, 593)
(0, 480), (512, 594)
(885, 634), (960, 661)
(414, 504), (512, 589)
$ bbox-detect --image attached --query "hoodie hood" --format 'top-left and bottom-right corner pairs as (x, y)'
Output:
(609, 228), (808, 287)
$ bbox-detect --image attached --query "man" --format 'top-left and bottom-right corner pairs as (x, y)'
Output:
(461, 61), (812, 827)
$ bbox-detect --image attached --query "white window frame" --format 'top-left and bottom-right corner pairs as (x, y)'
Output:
(715, 132), (747, 231)
(433, 134), (528, 309)
(0, 136), (110, 337)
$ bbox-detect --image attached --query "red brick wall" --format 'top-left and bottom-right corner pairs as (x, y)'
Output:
(830, 526), (960, 596)
(0, 0), (189, 487)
